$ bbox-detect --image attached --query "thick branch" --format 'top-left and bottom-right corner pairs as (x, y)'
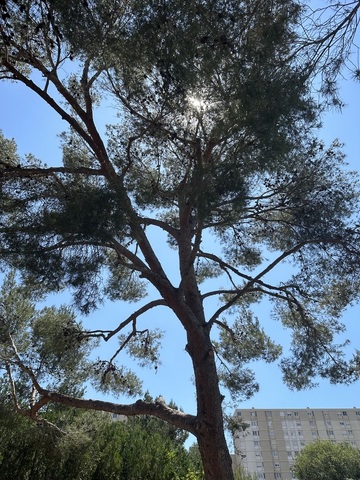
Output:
(140, 216), (179, 240)
(37, 388), (197, 435)
(0, 164), (103, 178)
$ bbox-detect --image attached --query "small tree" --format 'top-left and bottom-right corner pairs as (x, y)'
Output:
(1, 1), (360, 479)
(292, 440), (360, 480)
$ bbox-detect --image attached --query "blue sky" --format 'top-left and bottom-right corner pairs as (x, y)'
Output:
(0, 59), (359, 446)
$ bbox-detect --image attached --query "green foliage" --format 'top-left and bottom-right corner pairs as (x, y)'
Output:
(0, 271), (143, 400)
(0, 162), (135, 312)
(0, 271), (93, 398)
(0, 402), (104, 480)
(0, 400), (200, 480)
(233, 466), (257, 480)
(0, 130), (19, 167)
(224, 413), (249, 439)
(118, 329), (163, 368)
(186, 443), (205, 480)
(215, 312), (282, 400)
(292, 440), (360, 480)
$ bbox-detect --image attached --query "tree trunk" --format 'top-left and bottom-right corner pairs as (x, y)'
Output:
(187, 327), (234, 480)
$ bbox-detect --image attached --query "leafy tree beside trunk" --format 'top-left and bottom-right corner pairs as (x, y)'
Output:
(292, 440), (360, 480)
(1, 1), (360, 479)
(0, 398), (202, 480)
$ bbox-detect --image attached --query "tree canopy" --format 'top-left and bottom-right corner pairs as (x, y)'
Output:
(0, 398), (203, 480)
(1, 1), (360, 479)
(292, 440), (360, 480)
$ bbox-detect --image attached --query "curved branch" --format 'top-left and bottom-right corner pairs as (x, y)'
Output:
(103, 299), (167, 341)
(37, 388), (197, 435)
(201, 242), (311, 327)
(140, 216), (179, 239)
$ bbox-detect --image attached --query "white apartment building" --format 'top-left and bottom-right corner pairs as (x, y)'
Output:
(233, 408), (360, 480)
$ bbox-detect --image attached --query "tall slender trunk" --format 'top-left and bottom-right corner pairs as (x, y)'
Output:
(187, 326), (234, 480)
(172, 199), (234, 479)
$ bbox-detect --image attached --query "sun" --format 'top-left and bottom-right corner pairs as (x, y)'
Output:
(187, 95), (208, 112)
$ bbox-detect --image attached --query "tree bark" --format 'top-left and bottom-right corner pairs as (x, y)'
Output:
(187, 327), (235, 480)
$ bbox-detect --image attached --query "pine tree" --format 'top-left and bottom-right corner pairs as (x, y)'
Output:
(1, 2), (360, 479)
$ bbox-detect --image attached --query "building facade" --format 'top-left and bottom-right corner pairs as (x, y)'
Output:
(233, 408), (360, 480)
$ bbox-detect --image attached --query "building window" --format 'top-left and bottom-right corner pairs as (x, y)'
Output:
(280, 412), (285, 417)
(326, 421), (332, 427)
(254, 441), (260, 448)
(348, 430), (354, 436)
(252, 421), (258, 427)
(269, 430), (275, 438)
(251, 411), (257, 417)
(253, 431), (260, 436)
(274, 473), (282, 479)
(312, 431), (319, 437)
(294, 412), (299, 416)
(355, 411), (360, 416)
(287, 451), (292, 458)
(266, 411), (273, 417)
(343, 411), (348, 416)
(287, 412), (292, 417)
(327, 430), (334, 436)
(309, 420), (316, 427)
(272, 451), (279, 457)
(274, 463), (280, 468)
(340, 421), (345, 426)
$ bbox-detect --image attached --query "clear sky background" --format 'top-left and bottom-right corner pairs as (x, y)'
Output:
(0, 39), (359, 448)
